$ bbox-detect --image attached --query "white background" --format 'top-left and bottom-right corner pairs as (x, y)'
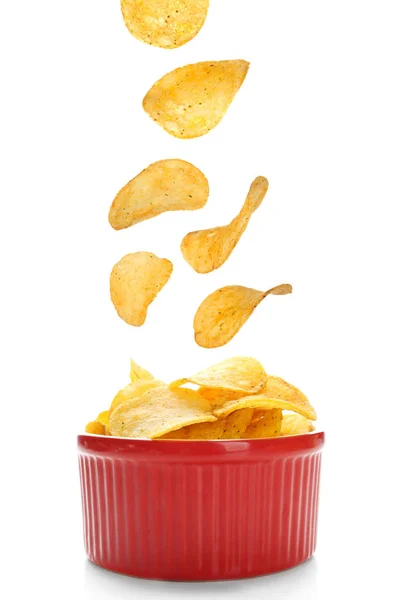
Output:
(1, 1), (405, 598)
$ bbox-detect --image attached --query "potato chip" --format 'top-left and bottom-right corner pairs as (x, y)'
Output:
(194, 284), (293, 348)
(221, 408), (254, 439)
(243, 409), (282, 439)
(260, 376), (317, 420)
(96, 411), (109, 428)
(121, 0), (210, 49)
(198, 387), (246, 403)
(281, 413), (315, 436)
(85, 421), (106, 435)
(213, 396), (284, 418)
(159, 420), (226, 440)
(170, 356), (267, 394)
(108, 159), (209, 231)
(110, 252), (173, 326)
(143, 60), (249, 139)
(181, 176), (269, 273)
(109, 379), (164, 416)
(129, 359), (154, 383)
(109, 385), (216, 439)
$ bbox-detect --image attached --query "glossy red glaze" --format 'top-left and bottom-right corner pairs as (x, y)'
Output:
(78, 432), (324, 580)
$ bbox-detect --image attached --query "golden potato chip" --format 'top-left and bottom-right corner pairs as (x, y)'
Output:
(109, 385), (216, 439)
(194, 284), (293, 348)
(129, 359), (154, 383)
(221, 408), (254, 439)
(281, 413), (315, 436)
(96, 411), (109, 428)
(170, 356), (267, 394)
(198, 387), (246, 403)
(110, 252), (173, 326)
(85, 421), (106, 435)
(214, 376), (316, 422)
(143, 60), (249, 139)
(159, 420), (226, 440)
(213, 396), (283, 418)
(181, 176), (269, 273)
(243, 409), (282, 439)
(108, 159), (209, 230)
(260, 376), (317, 420)
(121, 0), (210, 49)
(109, 379), (164, 416)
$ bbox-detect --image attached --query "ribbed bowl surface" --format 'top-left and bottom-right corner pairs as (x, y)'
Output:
(78, 432), (324, 580)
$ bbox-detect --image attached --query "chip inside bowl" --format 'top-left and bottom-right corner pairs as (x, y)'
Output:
(85, 420), (107, 435)
(108, 159), (209, 230)
(143, 60), (249, 138)
(181, 176), (269, 273)
(170, 356), (267, 394)
(109, 379), (164, 416)
(194, 284), (293, 348)
(85, 357), (318, 440)
(129, 359), (155, 383)
(109, 384), (216, 439)
(243, 409), (283, 439)
(110, 252), (173, 326)
(281, 413), (315, 436)
(121, 0), (210, 49)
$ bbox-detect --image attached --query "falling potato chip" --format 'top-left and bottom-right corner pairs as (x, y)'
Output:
(181, 176), (269, 273)
(243, 409), (282, 439)
(143, 60), (249, 139)
(194, 284), (293, 348)
(129, 359), (154, 383)
(121, 0), (210, 49)
(85, 421), (106, 435)
(221, 408), (254, 439)
(110, 252), (173, 326)
(260, 376), (317, 420)
(170, 356), (267, 394)
(281, 413), (315, 436)
(108, 159), (209, 230)
(109, 385), (216, 439)
(109, 379), (164, 416)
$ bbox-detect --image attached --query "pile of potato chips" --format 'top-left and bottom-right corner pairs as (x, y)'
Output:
(85, 357), (316, 440)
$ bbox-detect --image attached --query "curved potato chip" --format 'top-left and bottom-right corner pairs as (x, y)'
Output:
(261, 376), (317, 420)
(213, 396), (282, 418)
(143, 60), (249, 139)
(121, 0), (209, 49)
(181, 176), (269, 273)
(96, 411), (109, 428)
(109, 159), (209, 230)
(194, 284), (293, 348)
(221, 408), (254, 439)
(170, 356), (267, 394)
(281, 413), (315, 436)
(110, 252), (173, 326)
(243, 409), (282, 439)
(109, 379), (164, 416)
(214, 383), (316, 422)
(129, 359), (154, 383)
(198, 387), (246, 403)
(159, 420), (226, 440)
(85, 421), (106, 435)
(109, 385), (216, 439)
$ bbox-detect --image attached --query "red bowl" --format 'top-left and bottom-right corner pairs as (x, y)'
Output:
(78, 432), (324, 581)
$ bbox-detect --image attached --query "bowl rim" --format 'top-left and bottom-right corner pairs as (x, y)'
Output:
(78, 430), (324, 461)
